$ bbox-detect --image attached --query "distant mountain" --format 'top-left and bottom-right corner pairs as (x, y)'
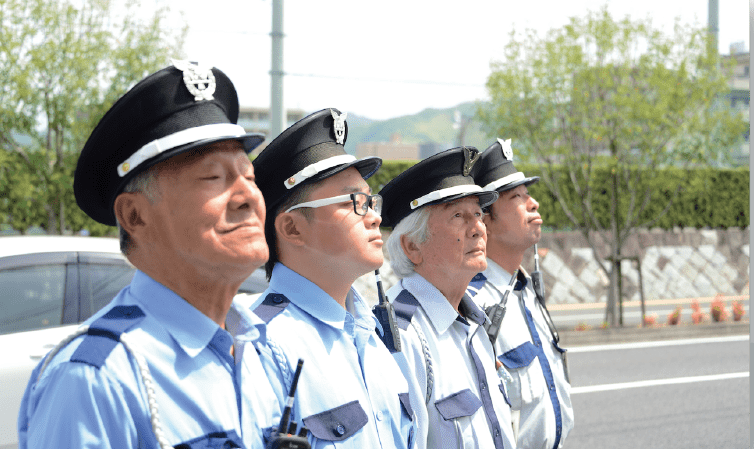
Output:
(343, 102), (493, 155)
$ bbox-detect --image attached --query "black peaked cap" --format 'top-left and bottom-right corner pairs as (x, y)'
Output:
(474, 139), (539, 193)
(253, 108), (381, 211)
(379, 147), (498, 228)
(74, 61), (264, 226)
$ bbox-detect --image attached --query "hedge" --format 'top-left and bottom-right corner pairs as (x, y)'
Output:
(367, 161), (749, 230)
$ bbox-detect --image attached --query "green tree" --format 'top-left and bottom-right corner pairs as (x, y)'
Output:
(477, 7), (747, 326)
(0, 0), (185, 235)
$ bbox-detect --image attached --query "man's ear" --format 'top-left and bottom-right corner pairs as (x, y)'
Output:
(113, 192), (150, 238)
(401, 234), (423, 266)
(274, 212), (307, 247)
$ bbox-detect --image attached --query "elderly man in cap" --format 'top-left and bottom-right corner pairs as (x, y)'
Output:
(18, 61), (279, 449)
(469, 139), (573, 449)
(379, 147), (516, 449)
(244, 108), (415, 449)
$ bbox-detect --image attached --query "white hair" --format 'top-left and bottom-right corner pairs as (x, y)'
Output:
(386, 206), (432, 279)
(116, 167), (161, 255)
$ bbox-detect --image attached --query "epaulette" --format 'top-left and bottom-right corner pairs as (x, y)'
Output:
(466, 272), (487, 298)
(70, 305), (146, 368)
(392, 289), (421, 331)
(253, 293), (290, 324)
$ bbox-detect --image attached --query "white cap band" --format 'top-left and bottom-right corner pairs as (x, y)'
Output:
(483, 172), (525, 192)
(117, 123), (247, 177)
(410, 184), (485, 210)
(284, 154), (357, 189)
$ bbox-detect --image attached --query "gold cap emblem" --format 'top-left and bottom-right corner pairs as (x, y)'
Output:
(462, 146), (480, 176)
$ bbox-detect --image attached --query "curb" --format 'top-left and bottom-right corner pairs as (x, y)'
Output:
(560, 320), (750, 347)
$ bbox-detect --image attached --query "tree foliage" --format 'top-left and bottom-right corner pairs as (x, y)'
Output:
(477, 7), (747, 325)
(0, 0), (185, 235)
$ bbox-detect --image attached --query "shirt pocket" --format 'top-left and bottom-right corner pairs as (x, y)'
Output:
(434, 389), (482, 447)
(302, 400), (368, 442)
(499, 341), (540, 404)
(399, 392), (416, 449)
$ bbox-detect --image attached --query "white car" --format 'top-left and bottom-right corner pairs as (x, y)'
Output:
(0, 236), (268, 449)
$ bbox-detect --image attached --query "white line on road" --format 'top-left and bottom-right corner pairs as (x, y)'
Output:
(571, 371), (749, 394)
(568, 334), (749, 353)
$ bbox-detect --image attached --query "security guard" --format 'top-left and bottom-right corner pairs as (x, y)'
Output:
(18, 61), (278, 448)
(379, 147), (516, 449)
(469, 139), (573, 449)
(246, 108), (415, 449)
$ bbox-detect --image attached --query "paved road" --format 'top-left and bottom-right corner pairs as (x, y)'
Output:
(549, 295), (749, 329)
(564, 335), (750, 448)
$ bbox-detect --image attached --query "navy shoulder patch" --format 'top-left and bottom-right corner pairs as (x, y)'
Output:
(70, 305), (146, 368)
(253, 293), (290, 323)
(393, 289), (420, 330)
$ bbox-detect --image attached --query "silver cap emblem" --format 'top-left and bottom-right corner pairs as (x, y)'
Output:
(497, 138), (513, 161)
(172, 59), (216, 101)
(462, 146), (480, 176)
(330, 109), (347, 145)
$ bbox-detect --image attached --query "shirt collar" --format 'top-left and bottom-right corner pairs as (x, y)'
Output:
(128, 270), (223, 358)
(268, 263), (373, 331)
(226, 294), (267, 344)
(483, 258), (515, 290)
(401, 273), (461, 334)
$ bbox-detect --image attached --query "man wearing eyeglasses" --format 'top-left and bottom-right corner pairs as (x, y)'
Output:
(241, 108), (415, 449)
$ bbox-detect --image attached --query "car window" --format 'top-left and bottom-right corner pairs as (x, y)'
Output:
(0, 265), (66, 335)
(79, 263), (137, 319)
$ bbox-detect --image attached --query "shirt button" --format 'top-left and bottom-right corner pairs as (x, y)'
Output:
(272, 295), (283, 304)
(481, 383), (486, 391)
(335, 424), (346, 437)
(376, 411), (384, 421)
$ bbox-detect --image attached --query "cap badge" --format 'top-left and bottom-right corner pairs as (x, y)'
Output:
(330, 109), (347, 145)
(172, 59), (216, 101)
(497, 138), (513, 161)
(462, 146), (480, 176)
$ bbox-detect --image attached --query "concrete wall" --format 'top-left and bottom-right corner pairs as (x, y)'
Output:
(355, 227), (750, 305)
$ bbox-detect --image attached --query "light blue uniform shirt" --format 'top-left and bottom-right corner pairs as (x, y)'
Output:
(18, 270), (273, 449)
(387, 273), (516, 449)
(251, 263), (415, 449)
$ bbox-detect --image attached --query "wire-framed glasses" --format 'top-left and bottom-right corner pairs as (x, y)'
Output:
(285, 192), (382, 216)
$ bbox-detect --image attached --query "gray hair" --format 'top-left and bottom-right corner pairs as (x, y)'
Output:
(386, 206), (432, 279)
(116, 167), (161, 255)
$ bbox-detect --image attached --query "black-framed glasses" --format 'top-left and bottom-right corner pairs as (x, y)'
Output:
(285, 192), (382, 216)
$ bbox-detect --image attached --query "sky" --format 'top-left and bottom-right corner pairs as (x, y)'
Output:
(149, 0), (750, 121)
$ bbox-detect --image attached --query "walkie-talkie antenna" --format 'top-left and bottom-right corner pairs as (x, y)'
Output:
(268, 359), (310, 449)
(372, 269), (402, 353)
(278, 359), (304, 435)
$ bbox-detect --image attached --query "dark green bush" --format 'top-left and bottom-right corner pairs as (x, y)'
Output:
(370, 160), (749, 230)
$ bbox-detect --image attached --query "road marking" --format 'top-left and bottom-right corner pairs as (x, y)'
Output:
(568, 335), (750, 353)
(571, 371), (749, 394)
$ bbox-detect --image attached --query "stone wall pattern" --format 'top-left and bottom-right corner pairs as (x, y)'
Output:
(354, 227), (750, 305)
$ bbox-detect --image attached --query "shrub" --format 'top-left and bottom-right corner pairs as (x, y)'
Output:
(667, 306), (682, 325)
(643, 314), (657, 326)
(710, 295), (728, 322)
(732, 300), (745, 321)
(574, 322), (592, 331)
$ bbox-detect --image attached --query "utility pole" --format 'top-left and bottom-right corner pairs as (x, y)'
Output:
(708, 0), (719, 55)
(270, 0), (285, 139)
